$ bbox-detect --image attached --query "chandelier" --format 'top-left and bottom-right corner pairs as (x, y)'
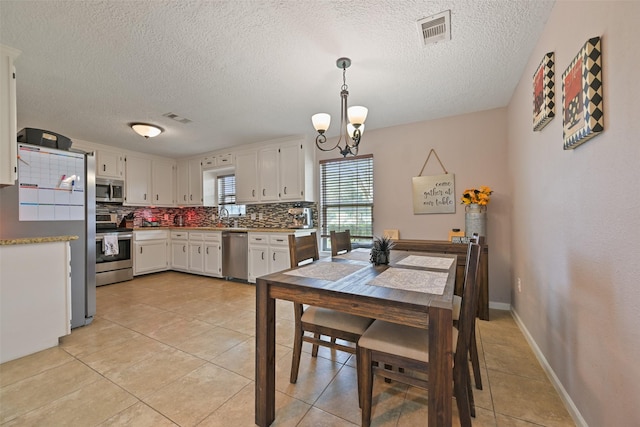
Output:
(312, 57), (368, 157)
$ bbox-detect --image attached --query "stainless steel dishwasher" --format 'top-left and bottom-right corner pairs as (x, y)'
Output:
(222, 231), (248, 281)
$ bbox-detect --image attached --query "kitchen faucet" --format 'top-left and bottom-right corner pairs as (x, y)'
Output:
(219, 207), (230, 227)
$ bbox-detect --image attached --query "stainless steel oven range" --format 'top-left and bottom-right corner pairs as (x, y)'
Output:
(95, 211), (133, 286)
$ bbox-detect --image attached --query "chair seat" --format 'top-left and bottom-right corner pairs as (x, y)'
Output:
(302, 307), (373, 335)
(358, 320), (458, 362)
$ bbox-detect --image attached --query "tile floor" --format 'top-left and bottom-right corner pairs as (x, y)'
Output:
(0, 271), (575, 426)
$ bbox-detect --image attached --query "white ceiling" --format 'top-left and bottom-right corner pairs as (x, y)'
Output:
(0, 0), (555, 158)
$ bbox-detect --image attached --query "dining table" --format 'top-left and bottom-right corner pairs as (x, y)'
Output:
(255, 249), (457, 427)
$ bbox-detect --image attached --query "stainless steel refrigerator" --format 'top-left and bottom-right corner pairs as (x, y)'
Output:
(0, 144), (96, 328)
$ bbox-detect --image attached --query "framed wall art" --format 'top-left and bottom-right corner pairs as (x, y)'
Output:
(533, 52), (555, 131)
(562, 36), (604, 150)
(412, 148), (455, 214)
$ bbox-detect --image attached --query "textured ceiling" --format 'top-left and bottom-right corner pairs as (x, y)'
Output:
(0, 0), (555, 158)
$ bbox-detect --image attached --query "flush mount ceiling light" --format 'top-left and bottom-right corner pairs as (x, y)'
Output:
(130, 123), (163, 138)
(312, 57), (368, 157)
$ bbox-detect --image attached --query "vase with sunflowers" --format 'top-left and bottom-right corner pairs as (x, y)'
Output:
(461, 186), (493, 237)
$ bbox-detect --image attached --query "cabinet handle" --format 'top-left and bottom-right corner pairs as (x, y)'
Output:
(156, 194), (159, 201)
(183, 245), (186, 252)
(144, 193), (147, 200)
(261, 252), (264, 260)
(284, 186), (287, 194)
(190, 194), (193, 201)
(206, 247), (209, 255)
(262, 189), (265, 196)
(103, 165), (106, 172)
(198, 247), (201, 254)
(140, 247), (143, 254)
(252, 189), (255, 197)
(273, 252), (276, 261)
(184, 195), (187, 201)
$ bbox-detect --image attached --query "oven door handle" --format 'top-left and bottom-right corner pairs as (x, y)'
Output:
(96, 233), (133, 241)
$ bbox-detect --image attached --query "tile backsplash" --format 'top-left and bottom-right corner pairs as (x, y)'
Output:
(98, 202), (318, 229)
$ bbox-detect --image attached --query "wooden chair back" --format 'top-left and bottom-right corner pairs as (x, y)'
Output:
(288, 232), (319, 266)
(455, 241), (482, 377)
(330, 230), (352, 256)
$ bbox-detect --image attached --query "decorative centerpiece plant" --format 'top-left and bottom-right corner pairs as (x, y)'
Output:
(370, 235), (395, 265)
(460, 186), (493, 207)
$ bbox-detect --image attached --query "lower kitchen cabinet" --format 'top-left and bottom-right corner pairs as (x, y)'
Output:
(188, 232), (204, 273)
(203, 233), (222, 277)
(248, 231), (310, 283)
(134, 229), (169, 275)
(170, 231), (189, 271)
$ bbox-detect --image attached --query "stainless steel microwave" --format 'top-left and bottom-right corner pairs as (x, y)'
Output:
(96, 178), (124, 203)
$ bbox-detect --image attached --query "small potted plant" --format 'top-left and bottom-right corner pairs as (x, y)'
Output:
(370, 235), (395, 265)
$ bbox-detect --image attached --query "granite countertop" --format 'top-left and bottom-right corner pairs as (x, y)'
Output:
(0, 235), (79, 246)
(134, 226), (315, 233)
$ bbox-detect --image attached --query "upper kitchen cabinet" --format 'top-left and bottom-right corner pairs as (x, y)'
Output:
(0, 45), (20, 187)
(235, 138), (315, 204)
(235, 150), (259, 203)
(176, 158), (202, 206)
(152, 158), (175, 206)
(124, 155), (152, 205)
(96, 149), (124, 179)
(202, 153), (234, 170)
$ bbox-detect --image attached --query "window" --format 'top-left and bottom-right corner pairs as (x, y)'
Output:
(217, 174), (245, 216)
(319, 155), (373, 251)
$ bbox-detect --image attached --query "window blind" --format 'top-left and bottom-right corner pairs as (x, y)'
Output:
(319, 155), (373, 242)
(217, 174), (236, 205)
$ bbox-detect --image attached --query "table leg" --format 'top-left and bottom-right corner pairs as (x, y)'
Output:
(255, 279), (276, 427)
(428, 306), (453, 426)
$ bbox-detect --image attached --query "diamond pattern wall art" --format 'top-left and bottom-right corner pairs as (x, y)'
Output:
(533, 52), (555, 131)
(562, 36), (604, 149)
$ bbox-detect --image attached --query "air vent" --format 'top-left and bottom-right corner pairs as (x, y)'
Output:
(162, 112), (192, 124)
(417, 10), (451, 46)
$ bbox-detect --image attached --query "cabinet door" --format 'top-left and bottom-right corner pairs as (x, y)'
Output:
(134, 241), (167, 275)
(279, 142), (303, 200)
(176, 159), (189, 205)
(0, 46), (19, 186)
(235, 150), (259, 203)
(171, 242), (189, 271)
(204, 242), (222, 277)
(269, 246), (290, 274)
(248, 245), (269, 283)
(189, 243), (204, 272)
(259, 147), (279, 202)
(152, 159), (175, 206)
(96, 149), (123, 179)
(125, 156), (152, 205)
(188, 158), (202, 205)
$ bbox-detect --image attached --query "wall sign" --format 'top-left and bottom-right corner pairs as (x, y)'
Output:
(412, 174), (456, 214)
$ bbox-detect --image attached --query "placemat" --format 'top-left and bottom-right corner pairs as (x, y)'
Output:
(368, 268), (449, 295)
(284, 262), (366, 281)
(396, 255), (454, 269)
(334, 248), (371, 261)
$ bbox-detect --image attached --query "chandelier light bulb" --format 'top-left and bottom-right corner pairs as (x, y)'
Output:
(347, 106), (368, 126)
(311, 113), (331, 133)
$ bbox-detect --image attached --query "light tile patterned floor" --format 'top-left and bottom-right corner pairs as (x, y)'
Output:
(0, 271), (575, 426)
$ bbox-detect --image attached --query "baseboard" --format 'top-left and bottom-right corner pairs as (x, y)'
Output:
(510, 309), (588, 427)
(489, 301), (511, 311)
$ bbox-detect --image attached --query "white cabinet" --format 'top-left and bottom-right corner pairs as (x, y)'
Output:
(188, 232), (204, 273)
(176, 158), (202, 206)
(96, 149), (124, 179)
(204, 232), (222, 277)
(171, 231), (189, 271)
(134, 230), (169, 275)
(248, 232), (295, 283)
(259, 147), (279, 202)
(124, 155), (152, 205)
(0, 45), (20, 187)
(234, 139), (316, 204)
(202, 153), (234, 170)
(152, 158), (175, 206)
(235, 150), (259, 203)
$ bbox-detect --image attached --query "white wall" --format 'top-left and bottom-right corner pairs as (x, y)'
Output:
(507, 1), (640, 425)
(316, 107), (512, 304)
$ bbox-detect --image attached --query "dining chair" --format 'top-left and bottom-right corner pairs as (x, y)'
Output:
(288, 232), (374, 384)
(356, 241), (482, 427)
(330, 229), (352, 256)
(453, 234), (484, 390)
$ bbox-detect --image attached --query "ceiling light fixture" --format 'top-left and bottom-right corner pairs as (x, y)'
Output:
(312, 57), (368, 157)
(130, 123), (163, 139)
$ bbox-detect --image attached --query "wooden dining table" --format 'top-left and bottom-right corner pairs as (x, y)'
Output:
(255, 250), (457, 427)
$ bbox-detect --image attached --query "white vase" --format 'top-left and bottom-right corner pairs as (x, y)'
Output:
(465, 203), (487, 238)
